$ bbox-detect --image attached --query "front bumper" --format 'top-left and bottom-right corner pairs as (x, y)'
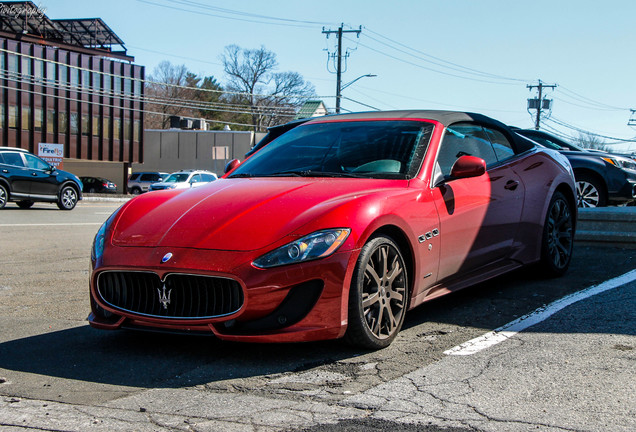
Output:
(89, 245), (357, 343)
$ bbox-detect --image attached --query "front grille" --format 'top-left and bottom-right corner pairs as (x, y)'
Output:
(97, 271), (243, 319)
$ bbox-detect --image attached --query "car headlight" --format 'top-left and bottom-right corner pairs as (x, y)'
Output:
(252, 229), (351, 269)
(91, 208), (121, 261)
(601, 156), (636, 172)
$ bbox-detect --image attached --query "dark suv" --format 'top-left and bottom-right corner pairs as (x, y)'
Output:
(514, 129), (636, 207)
(0, 147), (83, 210)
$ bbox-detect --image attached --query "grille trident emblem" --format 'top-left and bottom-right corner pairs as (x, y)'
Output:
(157, 284), (172, 310)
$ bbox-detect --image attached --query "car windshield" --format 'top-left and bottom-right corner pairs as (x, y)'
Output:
(164, 173), (190, 183)
(230, 120), (434, 179)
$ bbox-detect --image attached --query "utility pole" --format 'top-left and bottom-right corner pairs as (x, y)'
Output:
(527, 80), (557, 130)
(322, 24), (361, 114)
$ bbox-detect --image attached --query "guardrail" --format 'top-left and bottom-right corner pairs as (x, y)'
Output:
(575, 207), (636, 248)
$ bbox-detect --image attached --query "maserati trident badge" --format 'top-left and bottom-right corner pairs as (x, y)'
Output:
(157, 284), (172, 310)
(161, 252), (173, 263)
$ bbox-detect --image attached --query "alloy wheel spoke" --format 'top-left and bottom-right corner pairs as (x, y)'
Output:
(362, 291), (380, 309)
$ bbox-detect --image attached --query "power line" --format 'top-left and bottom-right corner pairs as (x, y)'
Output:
(363, 27), (529, 83)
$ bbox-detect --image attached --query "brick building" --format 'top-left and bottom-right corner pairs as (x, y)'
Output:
(0, 1), (144, 163)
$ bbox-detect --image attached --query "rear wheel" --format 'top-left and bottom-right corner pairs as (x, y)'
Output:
(0, 184), (7, 209)
(576, 173), (606, 208)
(17, 200), (34, 209)
(57, 185), (78, 210)
(539, 191), (574, 277)
(345, 235), (408, 349)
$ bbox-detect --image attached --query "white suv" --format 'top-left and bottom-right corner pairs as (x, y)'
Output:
(149, 170), (217, 191)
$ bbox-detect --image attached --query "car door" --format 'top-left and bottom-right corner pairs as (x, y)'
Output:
(0, 151), (32, 196)
(431, 123), (525, 281)
(189, 173), (203, 187)
(23, 153), (59, 197)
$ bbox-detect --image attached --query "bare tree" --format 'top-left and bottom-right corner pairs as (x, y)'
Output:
(577, 132), (608, 152)
(145, 61), (225, 129)
(221, 45), (315, 131)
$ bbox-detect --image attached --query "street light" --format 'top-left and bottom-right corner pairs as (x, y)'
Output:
(336, 74), (376, 114)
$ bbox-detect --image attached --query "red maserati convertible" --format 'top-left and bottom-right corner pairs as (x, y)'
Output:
(89, 111), (576, 349)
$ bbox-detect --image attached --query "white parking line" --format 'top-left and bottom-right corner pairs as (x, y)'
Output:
(0, 223), (102, 227)
(444, 268), (636, 356)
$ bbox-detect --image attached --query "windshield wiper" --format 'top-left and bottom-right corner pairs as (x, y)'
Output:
(264, 170), (367, 178)
(228, 173), (256, 178)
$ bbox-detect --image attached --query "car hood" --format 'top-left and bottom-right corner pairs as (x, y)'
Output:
(112, 177), (404, 251)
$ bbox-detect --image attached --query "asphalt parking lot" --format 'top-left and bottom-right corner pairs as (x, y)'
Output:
(0, 201), (634, 431)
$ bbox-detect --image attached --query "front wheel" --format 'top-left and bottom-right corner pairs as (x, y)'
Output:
(0, 184), (7, 209)
(345, 235), (408, 349)
(539, 191), (574, 277)
(576, 173), (606, 208)
(57, 186), (78, 210)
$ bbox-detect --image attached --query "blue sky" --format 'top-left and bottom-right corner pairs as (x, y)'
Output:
(43, 0), (635, 151)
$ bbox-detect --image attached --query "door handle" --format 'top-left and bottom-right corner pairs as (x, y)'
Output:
(32, 172), (38, 176)
(504, 180), (519, 191)
(2, 169), (7, 173)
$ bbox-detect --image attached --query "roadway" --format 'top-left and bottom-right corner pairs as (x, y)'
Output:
(0, 201), (634, 431)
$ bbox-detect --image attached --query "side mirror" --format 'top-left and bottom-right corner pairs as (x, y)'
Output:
(449, 155), (486, 179)
(224, 159), (241, 174)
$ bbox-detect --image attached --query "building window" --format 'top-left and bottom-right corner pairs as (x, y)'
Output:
(58, 112), (68, 134)
(103, 73), (111, 94)
(47, 109), (56, 134)
(113, 118), (121, 139)
(124, 78), (131, 95)
(46, 60), (55, 83)
(34, 60), (44, 82)
(59, 65), (68, 85)
(92, 72), (100, 91)
(133, 119), (140, 142)
(81, 113), (89, 136)
(70, 67), (79, 89)
(21, 55), (31, 76)
(8, 54), (18, 73)
(92, 116), (101, 135)
(113, 75), (121, 94)
(103, 117), (110, 139)
(134, 78), (141, 96)
(70, 112), (78, 134)
(34, 108), (43, 132)
(82, 70), (90, 89)
(21, 106), (31, 130)
(124, 119), (131, 140)
(8, 106), (18, 129)
(0, 105), (4, 130)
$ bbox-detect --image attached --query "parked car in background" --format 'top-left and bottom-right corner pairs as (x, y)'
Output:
(514, 129), (636, 207)
(0, 147), (82, 210)
(149, 170), (218, 191)
(80, 176), (117, 194)
(127, 172), (169, 195)
(89, 111), (576, 349)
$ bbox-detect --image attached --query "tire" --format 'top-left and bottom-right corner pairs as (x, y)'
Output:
(17, 200), (34, 209)
(57, 185), (78, 210)
(538, 191), (574, 277)
(345, 235), (409, 349)
(130, 187), (141, 195)
(88, 187), (96, 193)
(576, 173), (606, 208)
(0, 184), (7, 209)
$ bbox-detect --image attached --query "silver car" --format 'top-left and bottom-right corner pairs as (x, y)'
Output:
(149, 170), (218, 191)
(127, 172), (169, 194)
